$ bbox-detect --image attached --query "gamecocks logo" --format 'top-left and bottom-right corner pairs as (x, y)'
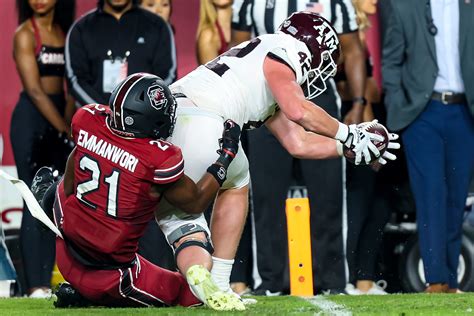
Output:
(147, 85), (168, 110)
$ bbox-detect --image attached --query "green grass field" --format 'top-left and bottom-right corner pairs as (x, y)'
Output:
(0, 294), (473, 315)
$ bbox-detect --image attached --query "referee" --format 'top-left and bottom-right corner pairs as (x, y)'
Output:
(232, 0), (366, 294)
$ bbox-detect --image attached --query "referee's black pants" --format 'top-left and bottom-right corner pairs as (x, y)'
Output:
(345, 163), (391, 283)
(341, 101), (392, 285)
(248, 85), (345, 293)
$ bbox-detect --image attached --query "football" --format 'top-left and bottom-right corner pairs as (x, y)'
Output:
(343, 121), (389, 165)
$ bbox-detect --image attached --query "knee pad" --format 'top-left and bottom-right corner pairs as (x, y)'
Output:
(174, 238), (214, 258)
(169, 223), (214, 257)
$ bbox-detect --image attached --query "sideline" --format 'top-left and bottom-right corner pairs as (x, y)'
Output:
(303, 296), (352, 316)
(0, 169), (63, 238)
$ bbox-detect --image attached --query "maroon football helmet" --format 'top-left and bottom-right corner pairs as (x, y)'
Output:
(278, 11), (340, 99)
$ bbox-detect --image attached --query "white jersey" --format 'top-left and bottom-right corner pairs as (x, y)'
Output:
(170, 33), (312, 127)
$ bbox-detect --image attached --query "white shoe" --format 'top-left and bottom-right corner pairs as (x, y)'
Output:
(186, 265), (245, 311)
(29, 288), (52, 299)
(345, 283), (363, 295)
(345, 281), (388, 295)
(226, 288), (257, 305)
(366, 280), (388, 295)
(241, 297), (258, 305)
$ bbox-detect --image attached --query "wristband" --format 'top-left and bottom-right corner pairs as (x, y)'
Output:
(207, 163), (227, 186)
(334, 122), (349, 143)
(336, 141), (344, 157)
(353, 97), (367, 106)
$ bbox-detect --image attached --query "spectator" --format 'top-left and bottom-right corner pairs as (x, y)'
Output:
(66, 0), (176, 106)
(231, 0), (365, 294)
(338, 0), (390, 295)
(196, 0), (232, 65)
(383, 0), (474, 293)
(11, 0), (75, 298)
(140, 0), (172, 22)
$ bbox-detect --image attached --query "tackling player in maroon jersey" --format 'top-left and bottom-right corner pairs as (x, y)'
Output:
(32, 73), (245, 310)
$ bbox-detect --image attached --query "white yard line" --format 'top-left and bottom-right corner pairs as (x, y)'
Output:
(303, 296), (352, 316)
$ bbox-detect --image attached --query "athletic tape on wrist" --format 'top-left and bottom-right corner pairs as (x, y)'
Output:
(336, 141), (344, 157)
(335, 122), (349, 142)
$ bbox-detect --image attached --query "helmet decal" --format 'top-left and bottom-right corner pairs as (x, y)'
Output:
(286, 25), (298, 35)
(124, 116), (134, 126)
(147, 85), (168, 110)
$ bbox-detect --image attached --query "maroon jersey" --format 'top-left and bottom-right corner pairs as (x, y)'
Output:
(58, 104), (183, 265)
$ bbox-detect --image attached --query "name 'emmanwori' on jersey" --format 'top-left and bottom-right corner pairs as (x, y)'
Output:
(77, 129), (139, 172)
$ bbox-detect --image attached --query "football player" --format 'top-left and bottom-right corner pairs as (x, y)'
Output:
(35, 73), (245, 310)
(155, 11), (400, 296)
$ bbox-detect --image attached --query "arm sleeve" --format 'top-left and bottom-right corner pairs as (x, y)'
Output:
(381, 2), (406, 108)
(152, 145), (184, 185)
(65, 22), (104, 106)
(152, 22), (177, 85)
(232, 0), (253, 31)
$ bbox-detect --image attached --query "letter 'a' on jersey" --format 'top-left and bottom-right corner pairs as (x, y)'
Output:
(278, 12), (340, 99)
(108, 73), (177, 140)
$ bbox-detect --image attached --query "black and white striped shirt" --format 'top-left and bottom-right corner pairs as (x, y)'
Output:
(232, 0), (358, 35)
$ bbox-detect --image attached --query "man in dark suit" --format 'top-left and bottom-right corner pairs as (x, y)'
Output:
(382, 0), (474, 293)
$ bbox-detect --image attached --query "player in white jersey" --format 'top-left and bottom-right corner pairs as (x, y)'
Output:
(156, 11), (400, 297)
(172, 33), (311, 128)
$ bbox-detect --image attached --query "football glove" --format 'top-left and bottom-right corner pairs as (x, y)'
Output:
(377, 132), (400, 165)
(217, 119), (241, 168)
(336, 123), (384, 165)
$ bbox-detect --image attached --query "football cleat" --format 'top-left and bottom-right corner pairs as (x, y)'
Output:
(53, 283), (93, 308)
(29, 288), (52, 299)
(31, 166), (55, 205)
(186, 265), (245, 311)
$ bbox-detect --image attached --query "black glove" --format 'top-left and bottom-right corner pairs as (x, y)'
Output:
(216, 119), (241, 168)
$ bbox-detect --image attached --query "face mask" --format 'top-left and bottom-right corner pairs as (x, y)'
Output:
(302, 50), (337, 100)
